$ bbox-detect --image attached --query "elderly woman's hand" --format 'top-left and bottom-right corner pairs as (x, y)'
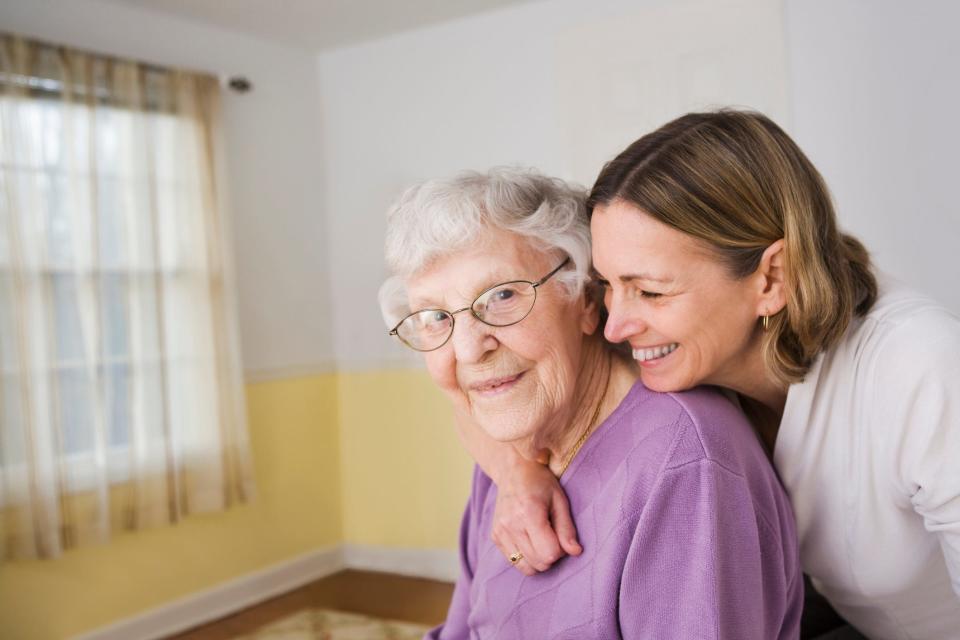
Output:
(491, 454), (582, 575)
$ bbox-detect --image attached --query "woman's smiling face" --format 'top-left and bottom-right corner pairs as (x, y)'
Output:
(405, 229), (596, 444)
(591, 199), (763, 393)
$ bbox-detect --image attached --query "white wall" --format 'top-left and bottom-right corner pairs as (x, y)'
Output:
(319, 0), (960, 373)
(317, 0), (791, 370)
(0, 0), (335, 376)
(785, 0), (960, 314)
(6, 0), (957, 377)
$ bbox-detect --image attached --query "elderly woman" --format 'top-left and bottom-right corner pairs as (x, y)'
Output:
(469, 113), (960, 640)
(379, 168), (802, 639)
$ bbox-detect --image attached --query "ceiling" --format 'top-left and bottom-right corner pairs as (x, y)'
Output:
(102, 0), (538, 51)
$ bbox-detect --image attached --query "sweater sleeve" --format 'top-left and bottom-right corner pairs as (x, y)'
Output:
(425, 466), (486, 640)
(879, 314), (960, 601)
(618, 458), (801, 640)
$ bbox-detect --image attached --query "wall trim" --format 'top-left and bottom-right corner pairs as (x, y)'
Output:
(332, 355), (424, 374)
(342, 544), (460, 582)
(243, 362), (339, 383)
(71, 544), (458, 640)
(71, 546), (344, 640)
(242, 360), (427, 382)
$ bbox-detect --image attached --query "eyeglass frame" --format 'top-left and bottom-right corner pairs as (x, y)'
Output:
(388, 256), (571, 352)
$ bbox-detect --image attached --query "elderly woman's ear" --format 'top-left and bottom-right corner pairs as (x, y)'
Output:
(579, 293), (602, 336)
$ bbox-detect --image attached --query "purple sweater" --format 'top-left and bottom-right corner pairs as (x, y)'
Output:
(428, 382), (802, 639)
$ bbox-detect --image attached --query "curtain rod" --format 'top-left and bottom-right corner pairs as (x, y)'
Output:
(1, 31), (252, 94)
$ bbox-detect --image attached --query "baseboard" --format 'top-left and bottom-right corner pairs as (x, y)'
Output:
(71, 544), (459, 640)
(71, 546), (344, 640)
(342, 543), (460, 583)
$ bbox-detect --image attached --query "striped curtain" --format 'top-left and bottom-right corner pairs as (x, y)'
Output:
(0, 34), (254, 560)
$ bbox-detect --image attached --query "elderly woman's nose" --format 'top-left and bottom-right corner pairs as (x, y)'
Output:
(450, 315), (498, 362)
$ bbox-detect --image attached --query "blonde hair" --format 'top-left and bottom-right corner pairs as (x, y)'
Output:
(588, 110), (877, 385)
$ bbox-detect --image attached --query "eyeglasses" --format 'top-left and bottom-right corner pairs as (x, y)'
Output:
(389, 257), (571, 352)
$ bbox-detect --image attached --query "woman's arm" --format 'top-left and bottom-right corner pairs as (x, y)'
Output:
(880, 315), (960, 599)
(453, 411), (582, 575)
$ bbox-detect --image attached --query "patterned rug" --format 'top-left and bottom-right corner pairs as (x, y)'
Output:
(235, 607), (432, 639)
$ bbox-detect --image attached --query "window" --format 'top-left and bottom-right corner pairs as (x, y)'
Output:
(0, 35), (252, 560)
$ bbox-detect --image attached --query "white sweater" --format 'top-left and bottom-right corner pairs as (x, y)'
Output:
(775, 278), (960, 639)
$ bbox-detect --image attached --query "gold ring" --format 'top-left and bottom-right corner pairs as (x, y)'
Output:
(508, 551), (523, 565)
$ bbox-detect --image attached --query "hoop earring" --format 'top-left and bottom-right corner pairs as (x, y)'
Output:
(762, 315), (769, 331)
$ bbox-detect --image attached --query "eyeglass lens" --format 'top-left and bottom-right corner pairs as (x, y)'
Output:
(397, 281), (537, 351)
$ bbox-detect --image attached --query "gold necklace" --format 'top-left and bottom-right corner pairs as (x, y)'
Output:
(556, 357), (611, 477)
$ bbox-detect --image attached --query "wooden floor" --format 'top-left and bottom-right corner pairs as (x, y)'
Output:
(167, 570), (454, 639)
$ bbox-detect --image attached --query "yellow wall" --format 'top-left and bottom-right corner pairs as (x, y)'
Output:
(337, 369), (473, 550)
(0, 373), (343, 640)
(0, 369), (472, 639)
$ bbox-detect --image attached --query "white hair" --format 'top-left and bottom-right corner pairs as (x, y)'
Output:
(378, 167), (592, 328)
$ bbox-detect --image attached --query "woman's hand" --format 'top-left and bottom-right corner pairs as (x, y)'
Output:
(491, 454), (582, 576)
(452, 407), (581, 574)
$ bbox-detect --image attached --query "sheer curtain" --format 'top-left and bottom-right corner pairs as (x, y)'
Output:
(0, 34), (254, 560)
